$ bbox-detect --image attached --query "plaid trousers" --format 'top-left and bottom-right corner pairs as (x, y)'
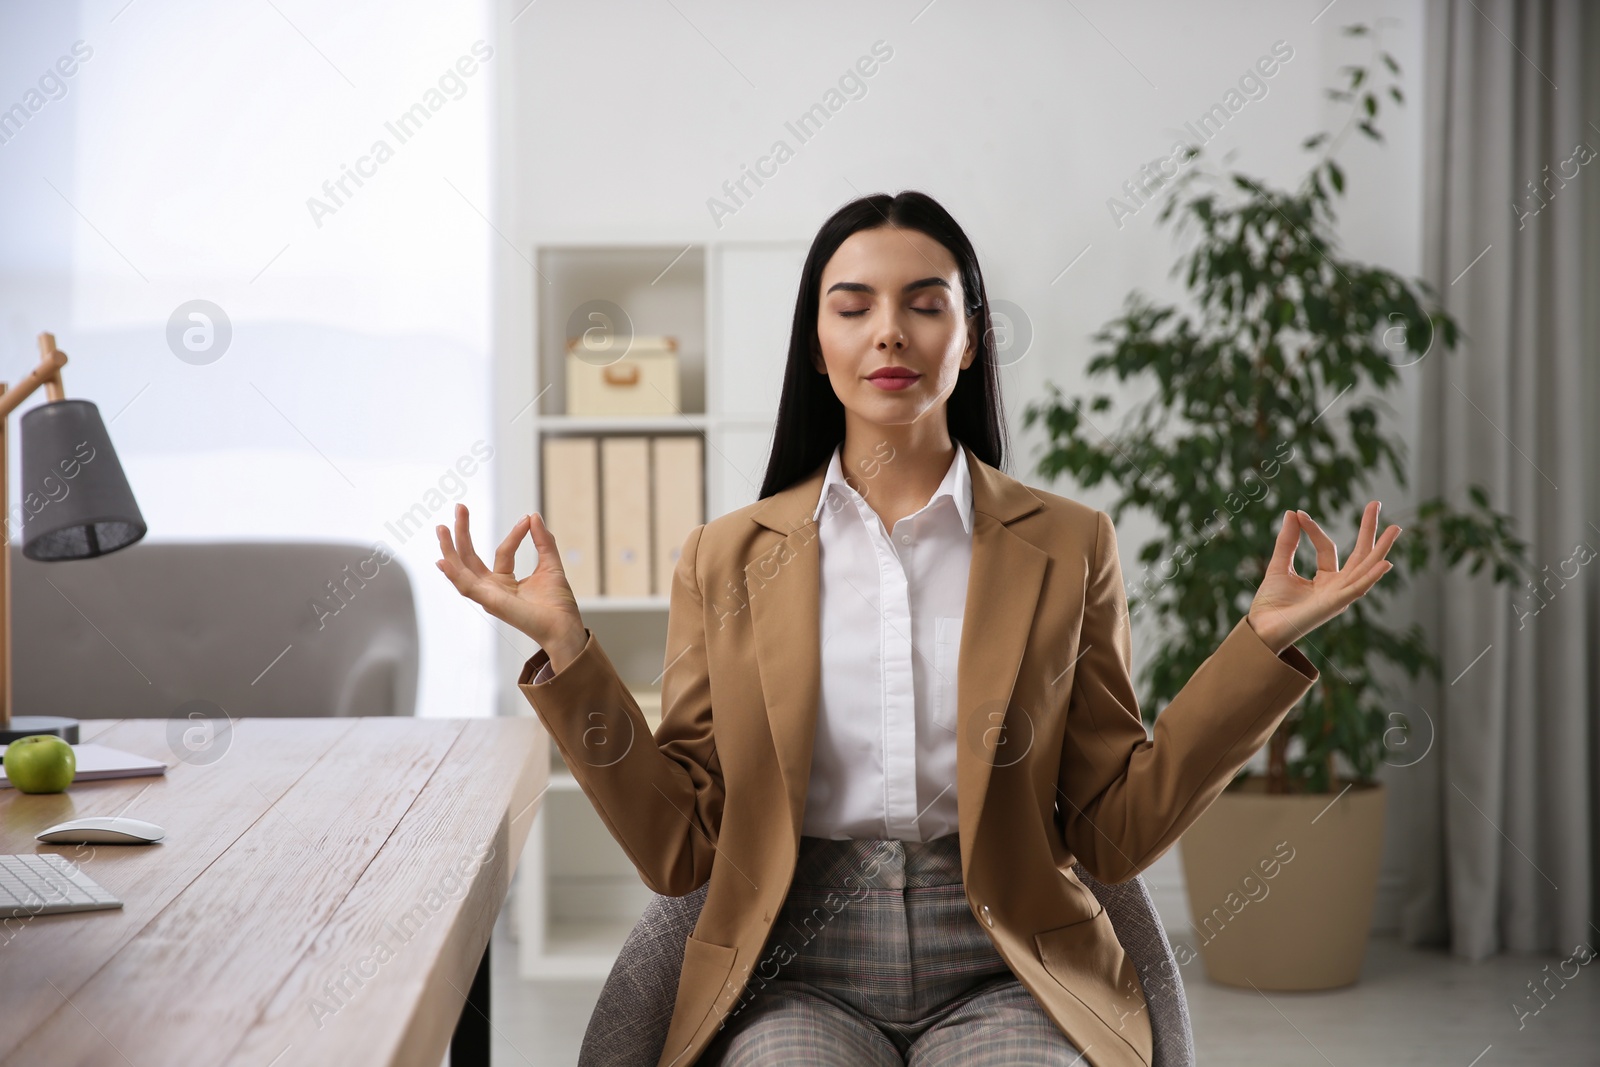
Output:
(698, 833), (1088, 1066)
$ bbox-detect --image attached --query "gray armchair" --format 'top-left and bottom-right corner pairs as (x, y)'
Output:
(10, 541), (418, 720)
(578, 865), (1195, 1067)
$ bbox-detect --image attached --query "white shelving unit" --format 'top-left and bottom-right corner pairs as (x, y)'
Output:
(509, 239), (810, 980)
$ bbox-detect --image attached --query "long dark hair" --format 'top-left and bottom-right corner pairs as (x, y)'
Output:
(756, 190), (1010, 500)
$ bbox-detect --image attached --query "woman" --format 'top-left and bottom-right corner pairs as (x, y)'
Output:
(436, 191), (1401, 1067)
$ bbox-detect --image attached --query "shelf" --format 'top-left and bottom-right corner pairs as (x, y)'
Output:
(511, 238), (811, 983)
(537, 245), (708, 419)
(539, 414), (709, 433)
(574, 594), (669, 612)
(536, 413), (770, 431)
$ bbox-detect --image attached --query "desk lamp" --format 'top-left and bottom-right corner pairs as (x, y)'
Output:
(0, 332), (147, 743)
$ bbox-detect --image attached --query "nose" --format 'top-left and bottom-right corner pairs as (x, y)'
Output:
(874, 313), (907, 351)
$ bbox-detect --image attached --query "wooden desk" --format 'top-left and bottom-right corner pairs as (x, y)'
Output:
(0, 716), (547, 1067)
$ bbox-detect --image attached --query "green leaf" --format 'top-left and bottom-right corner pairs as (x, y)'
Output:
(1381, 52), (1400, 74)
(1365, 94), (1378, 117)
(1015, 44), (1531, 792)
(1389, 86), (1404, 104)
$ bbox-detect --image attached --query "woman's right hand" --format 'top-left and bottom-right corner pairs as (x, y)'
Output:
(435, 503), (588, 670)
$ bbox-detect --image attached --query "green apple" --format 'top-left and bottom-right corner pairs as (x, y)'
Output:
(3, 735), (76, 794)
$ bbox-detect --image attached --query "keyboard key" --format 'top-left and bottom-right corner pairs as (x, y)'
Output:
(0, 854), (123, 917)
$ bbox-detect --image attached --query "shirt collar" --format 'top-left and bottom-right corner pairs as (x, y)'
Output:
(811, 440), (974, 535)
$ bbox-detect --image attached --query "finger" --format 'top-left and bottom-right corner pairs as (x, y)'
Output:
(493, 515), (531, 576)
(1350, 524), (1401, 585)
(434, 554), (468, 592)
(1344, 524), (1403, 586)
(434, 549), (481, 601)
(435, 552), (512, 618)
(436, 520), (465, 572)
(1265, 510), (1303, 577)
(528, 513), (567, 579)
(1344, 501), (1379, 572)
(1295, 509), (1340, 576)
(435, 523), (491, 601)
(1348, 558), (1395, 600)
(453, 502), (491, 578)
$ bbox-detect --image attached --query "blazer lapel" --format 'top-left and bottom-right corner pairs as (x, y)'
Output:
(746, 446), (1048, 867)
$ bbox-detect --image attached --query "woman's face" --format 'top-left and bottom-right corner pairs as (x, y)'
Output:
(813, 225), (978, 430)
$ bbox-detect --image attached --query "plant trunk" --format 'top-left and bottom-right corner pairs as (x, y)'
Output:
(1322, 679), (1336, 791)
(1266, 726), (1289, 794)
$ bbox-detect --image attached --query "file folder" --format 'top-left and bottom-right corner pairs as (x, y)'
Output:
(541, 435), (601, 598)
(651, 435), (704, 595)
(600, 436), (651, 597)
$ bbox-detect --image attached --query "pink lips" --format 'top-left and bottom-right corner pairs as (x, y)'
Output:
(867, 369), (921, 391)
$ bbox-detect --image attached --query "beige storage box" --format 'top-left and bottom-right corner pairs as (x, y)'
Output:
(566, 335), (681, 416)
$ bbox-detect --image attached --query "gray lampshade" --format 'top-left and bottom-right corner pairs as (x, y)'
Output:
(20, 398), (146, 561)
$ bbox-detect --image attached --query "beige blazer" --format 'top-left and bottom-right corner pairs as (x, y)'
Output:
(518, 446), (1319, 1067)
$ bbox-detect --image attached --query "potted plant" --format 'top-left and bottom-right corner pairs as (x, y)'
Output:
(1021, 21), (1533, 991)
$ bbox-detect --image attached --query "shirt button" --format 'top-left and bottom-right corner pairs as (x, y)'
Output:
(980, 904), (993, 927)
(900, 534), (911, 545)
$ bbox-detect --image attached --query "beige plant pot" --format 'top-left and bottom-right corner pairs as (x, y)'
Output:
(1176, 777), (1386, 990)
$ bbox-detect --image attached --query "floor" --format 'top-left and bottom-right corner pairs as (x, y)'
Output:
(485, 912), (1600, 1066)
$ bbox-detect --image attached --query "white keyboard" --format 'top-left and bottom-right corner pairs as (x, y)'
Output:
(0, 854), (123, 916)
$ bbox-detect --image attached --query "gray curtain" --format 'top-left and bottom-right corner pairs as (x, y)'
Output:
(1404, 0), (1600, 960)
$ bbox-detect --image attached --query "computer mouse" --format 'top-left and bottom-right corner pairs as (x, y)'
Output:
(36, 816), (166, 845)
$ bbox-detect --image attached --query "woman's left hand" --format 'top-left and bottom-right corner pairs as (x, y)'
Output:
(1247, 501), (1403, 654)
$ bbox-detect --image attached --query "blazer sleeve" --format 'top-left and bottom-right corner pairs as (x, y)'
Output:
(517, 522), (723, 897)
(1056, 509), (1319, 884)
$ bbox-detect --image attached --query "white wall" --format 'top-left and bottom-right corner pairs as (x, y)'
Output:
(0, 0), (498, 721)
(1, 0), (1429, 923)
(497, 0), (1428, 929)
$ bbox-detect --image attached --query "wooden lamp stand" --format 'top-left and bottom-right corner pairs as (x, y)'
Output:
(0, 333), (148, 744)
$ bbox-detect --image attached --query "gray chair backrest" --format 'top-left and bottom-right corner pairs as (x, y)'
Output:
(577, 864), (1195, 1067)
(9, 541), (417, 720)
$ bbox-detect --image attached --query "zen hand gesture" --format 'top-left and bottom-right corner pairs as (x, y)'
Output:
(1247, 501), (1402, 654)
(435, 504), (589, 669)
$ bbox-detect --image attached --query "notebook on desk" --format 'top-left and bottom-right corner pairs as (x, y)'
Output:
(0, 743), (167, 788)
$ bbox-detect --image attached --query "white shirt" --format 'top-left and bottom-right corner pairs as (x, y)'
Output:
(529, 441), (973, 843)
(803, 440), (972, 842)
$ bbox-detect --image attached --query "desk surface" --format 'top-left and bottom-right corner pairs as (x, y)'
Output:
(0, 716), (546, 1067)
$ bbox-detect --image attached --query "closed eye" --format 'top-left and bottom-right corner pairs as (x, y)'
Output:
(838, 308), (942, 317)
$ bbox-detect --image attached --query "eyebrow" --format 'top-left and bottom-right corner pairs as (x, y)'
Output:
(825, 277), (952, 296)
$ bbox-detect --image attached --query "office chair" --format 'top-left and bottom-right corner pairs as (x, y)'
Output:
(577, 863), (1195, 1067)
(10, 541), (419, 720)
